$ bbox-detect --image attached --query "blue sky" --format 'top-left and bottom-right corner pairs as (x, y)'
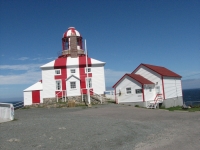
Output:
(0, 0), (200, 101)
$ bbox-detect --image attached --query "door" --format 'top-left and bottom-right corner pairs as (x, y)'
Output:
(32, 90), (40, 103)
(155, 86), (160, 94)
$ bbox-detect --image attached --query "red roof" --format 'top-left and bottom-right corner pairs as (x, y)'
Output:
(132, 63), (182, 78)
(113, 74), (154, 88)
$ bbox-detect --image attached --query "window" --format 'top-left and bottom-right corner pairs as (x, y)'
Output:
(149, 87), (152, 92)
(55, 69), (61, 75)
(85, 67), (91, 73)
(70, 82), (76, 89)
(56, 80), (62, 90)
(126, 87), (132, 94)
(86, 78), (92, 88)
(135, 89), (142, 94)
(70, 69), (76, 73)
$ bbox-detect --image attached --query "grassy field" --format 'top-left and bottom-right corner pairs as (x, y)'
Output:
(160, 106), (200, 112)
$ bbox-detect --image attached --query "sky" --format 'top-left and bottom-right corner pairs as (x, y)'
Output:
(0, 0), (200, 101)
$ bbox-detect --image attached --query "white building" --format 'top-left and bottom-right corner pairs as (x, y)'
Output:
(113, 63), (183, 108)
(24, 27), (106, 106)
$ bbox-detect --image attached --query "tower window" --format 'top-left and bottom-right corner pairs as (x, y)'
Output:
(70, 69), (76, 73)
(85, 67), (91, 73)
(56, 80), (62, 90)
(55, 69), (61, 75)
(86, 78), (92, 88)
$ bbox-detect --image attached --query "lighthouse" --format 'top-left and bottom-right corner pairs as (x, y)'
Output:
(23, 27), (106, 106)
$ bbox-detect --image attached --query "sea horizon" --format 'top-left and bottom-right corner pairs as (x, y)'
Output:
(0, 88), (199, 103)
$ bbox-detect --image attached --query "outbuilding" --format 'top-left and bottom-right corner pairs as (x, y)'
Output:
(113, 63), (183, 108)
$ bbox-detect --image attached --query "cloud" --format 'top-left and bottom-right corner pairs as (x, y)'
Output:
(0, 64), (43, 84)
(46, 57), (55, 60)
(182, 78), (200, 89)
(105, 69), (128, 87)
(17, 57), (29, 60)
(32, 57), (41, 60)
(0, 70), (41, 84)
(0, 64), (42, 71)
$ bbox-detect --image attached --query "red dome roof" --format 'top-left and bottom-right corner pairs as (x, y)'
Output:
(63, 27), (81, 38)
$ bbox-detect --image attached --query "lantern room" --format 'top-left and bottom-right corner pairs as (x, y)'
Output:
(61, 27), (84, 58)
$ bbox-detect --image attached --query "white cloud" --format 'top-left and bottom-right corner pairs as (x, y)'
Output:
(0, 70), (41, 84)
(46, 57), (55, 60)
(17, 57), (29, 60)
(0, 64), (42, 71)
(105, 69), (128, 87)
(0, 64), (43, 84)
(32, 57), (41, 60)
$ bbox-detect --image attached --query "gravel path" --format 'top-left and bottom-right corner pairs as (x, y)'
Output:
(0, 104), (200, 150)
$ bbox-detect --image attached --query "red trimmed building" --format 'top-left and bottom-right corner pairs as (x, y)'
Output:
(23, 27), (106, 105)
(113, 64), (183, 108)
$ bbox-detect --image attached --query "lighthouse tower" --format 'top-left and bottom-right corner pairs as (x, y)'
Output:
(61, 27), (84, 58)
(23, 27), (106, 106)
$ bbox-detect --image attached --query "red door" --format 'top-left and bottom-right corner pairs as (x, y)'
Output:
(32, 90), (40, 103)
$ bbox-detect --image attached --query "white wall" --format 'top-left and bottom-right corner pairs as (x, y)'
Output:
(23, 92), (32, 106)
(42, 69), (56, 98)
(164, 77), (182, 99)
(115, 76), (143, 103)
(40, 91), (43, 103)
(135, 66), (163, 95)
(67, 67), (80, 79)
(66, 77), (80, 96)
(0, 103), (14, 121)
(91, 65), (106, 94)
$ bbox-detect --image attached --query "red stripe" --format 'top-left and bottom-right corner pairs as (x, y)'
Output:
(162, 76), (165, 100)
(142, 85), (145, 102)
(79, 56), (92, 94)
(54, 57), (67, 97)
(32, 90), (40, 103)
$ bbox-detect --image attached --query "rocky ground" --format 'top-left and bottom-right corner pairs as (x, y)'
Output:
(0, 103), (200, 150)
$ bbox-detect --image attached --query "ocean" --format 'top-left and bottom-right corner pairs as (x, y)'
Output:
(1, 88), (200, 108)
(182, 88), (200, 106)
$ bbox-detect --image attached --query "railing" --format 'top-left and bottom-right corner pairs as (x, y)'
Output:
(184, 101), (200, 107)
(147, 94), (163, 109)
(13, 101), (24, 109)
(56, 90), (67, 102)
(81, 88), (103, 104)
(104, 90), (115, 100)
(154, 94), (163, 104)
(90, 90), (103, 104)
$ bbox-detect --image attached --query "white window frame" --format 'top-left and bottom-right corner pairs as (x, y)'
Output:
(70, 69), (76, 74)
(85, 67), (91, 73)
(85, 77), (92, 89)
(126, 87), (132, 94)
(70, 81), (76, 89)
(55, 80), (62, 91)
(55, 69), (61, 75)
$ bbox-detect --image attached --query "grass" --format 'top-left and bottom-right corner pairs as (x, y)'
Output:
(106, 100), (116, 104)
(160, 106), (200, 112)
